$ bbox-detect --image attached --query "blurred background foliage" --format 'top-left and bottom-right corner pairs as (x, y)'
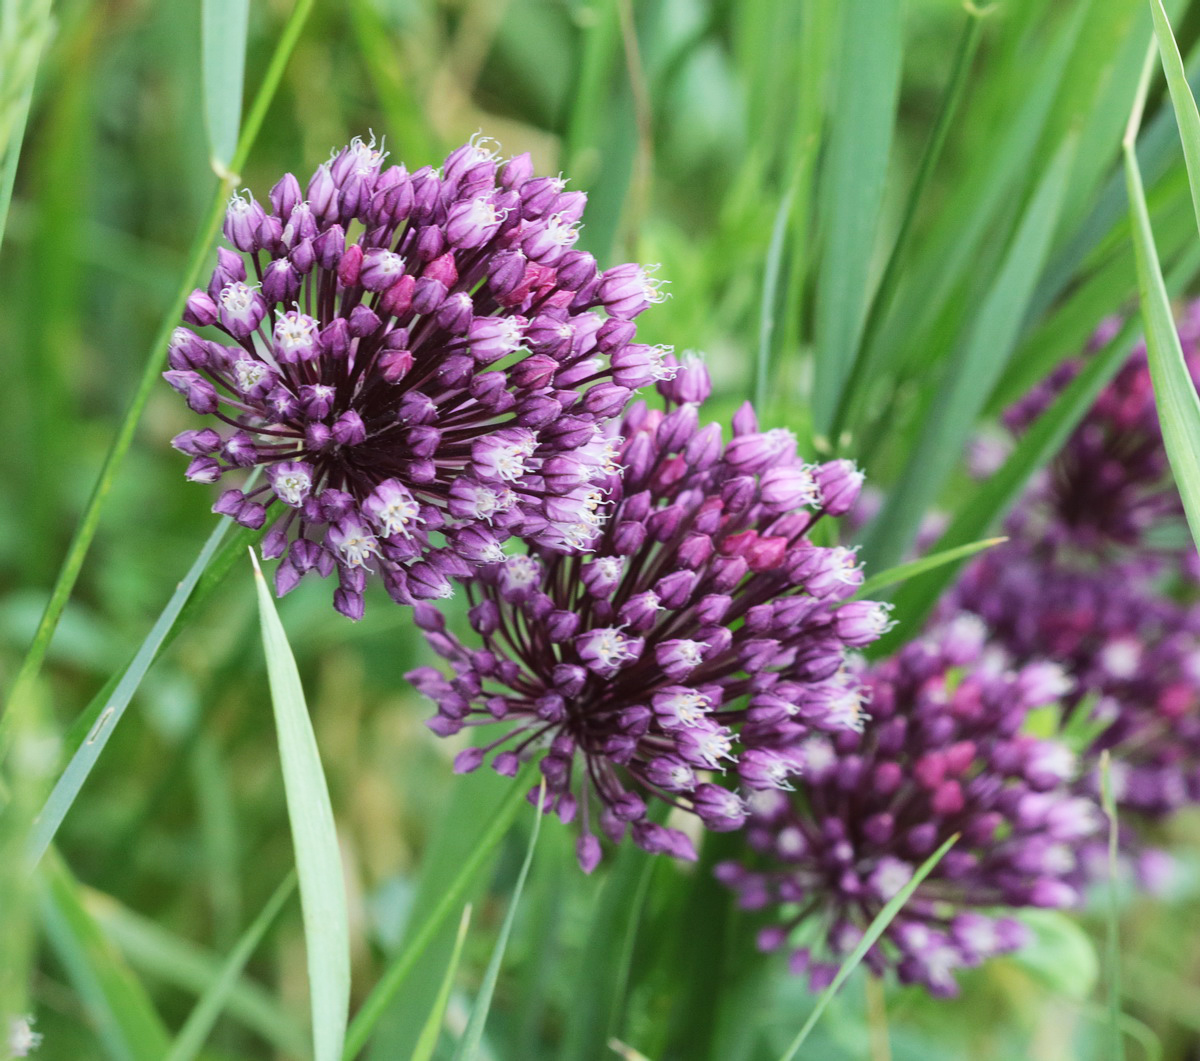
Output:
(6, 0), (1200, 1057)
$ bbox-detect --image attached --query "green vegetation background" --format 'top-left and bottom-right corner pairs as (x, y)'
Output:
(4, 0), (1200, 1057)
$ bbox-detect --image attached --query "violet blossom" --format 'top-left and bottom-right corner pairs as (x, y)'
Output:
(165, 134), (668, 619)
(407, 361), (892, 871)
(717, 617), (1099, 997)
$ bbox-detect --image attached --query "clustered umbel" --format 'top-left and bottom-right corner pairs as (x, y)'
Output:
(165, 135), (670, 618)
(718, 618), (1100, 997)
(953, 543), (1200, 820)
(408, 360), (893, 871)
(948, 307), (1200, 825)
(1000, 305), (1200, 558)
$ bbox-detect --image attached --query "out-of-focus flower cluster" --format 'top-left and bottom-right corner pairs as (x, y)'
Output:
(409, 362), (893, 871)
(719, 617), (1098, 996)
(166, 135), (669, 618)
(949, 305), (1200, 826)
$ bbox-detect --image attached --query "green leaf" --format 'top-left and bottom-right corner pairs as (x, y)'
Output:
(853, 537), (1006, 602)
(810, 0), (903, 435)
(39, 854), (173, 1061)
(26, 513), (237, 868)
(201, 0), (249, 174)
(164, 873), (297, 1061)
(452, 787), (545, 1061)
(1149, 0), (1200, 232)
(774, 833), (958, 1061)
(860, 131), (1077, 574)
(411, 905), (472, 1061)
(347, 777), (530, 1059)
(1126, 133), (1200, 555)
(250, 551), (350, 1061)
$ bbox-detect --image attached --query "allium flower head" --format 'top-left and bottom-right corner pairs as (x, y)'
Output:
(945, 303), (1200, 826)
(951, 542), (1200, 819)
(166, 134), (667, 618)
(717, 618), (1099, 997)
(1000, 304), (1200, 555)
(407, 366), (891, 871)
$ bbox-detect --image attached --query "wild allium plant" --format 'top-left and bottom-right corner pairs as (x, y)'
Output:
(12, 2), (1200, 1059)
(950, 308), (1200, 830)
(166, 135), (666, 618)
(719, 616), (1100, 997)
(409, 359), (892, 870)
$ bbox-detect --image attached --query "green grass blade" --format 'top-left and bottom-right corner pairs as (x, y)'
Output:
(774, 834), (959, 1061)
(412, 905), (473, 1061)
(1126, 140), (1200, 552)
(0, 0), (315, 750)
(811, 0), (903, 436)
(452, 788), (545, 1061)
(95, 888), (307, 1056)
(562, 839), (657, 1061)
(344, 778), (530, 1059)
(830, 6), (988, 443)
(250, 550), (350, 1061)
(1100, 753), (1125, 1061)
(39, 854), (173, 1061)
(754, 184), (793, 411)
(853, 537), (1006, 601)
(25, 514), (236, 868)
(860, 132), (1077, 573)
(1149, 0), (1200, 232)
(164, 872), (296, 1061)
(201, 0), (249, 175)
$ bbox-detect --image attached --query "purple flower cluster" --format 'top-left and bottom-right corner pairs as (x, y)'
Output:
(946, 306), (1200, 824)
(1001, 304), (1200, 556)
(952, 543), (1200, 819)
(165, 135), (670, 618)
(717, 617), (1100, 997)
(408, 363), (893, 871)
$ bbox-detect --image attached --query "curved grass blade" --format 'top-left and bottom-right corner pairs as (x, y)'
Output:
(775, 834), (958, 1061)
(250, 550), (349, 1061)
(1126, 113), (1200, 552)
(343, 776), (529, 1059)
(26, 513), (238, 868)
(853, 537), (1006, 602)
(163, 873), (296, 1061)
(860, 132), (1077, 573)
(202, 0), (249, 175)
(0, 0), (315, 751)
(39, 853), (173, 1061)
(412, 905), (473, 1061)
(451, 787), (545, 1061)
(1149, 0), (1200, 230)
